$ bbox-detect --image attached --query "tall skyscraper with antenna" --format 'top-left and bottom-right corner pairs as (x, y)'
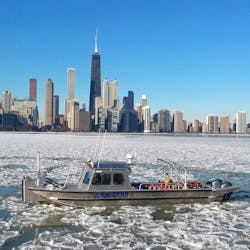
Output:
(89, 30), (101, 124)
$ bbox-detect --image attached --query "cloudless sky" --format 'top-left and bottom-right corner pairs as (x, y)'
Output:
(0, 0), (249, 123)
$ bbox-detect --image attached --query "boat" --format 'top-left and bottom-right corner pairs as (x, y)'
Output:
(22, 155), (240, 207)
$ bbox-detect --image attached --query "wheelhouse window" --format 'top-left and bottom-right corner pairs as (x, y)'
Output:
(92, 173), (111, 185)
(113, 173), (124, 185)
(83, 171), (92, 185)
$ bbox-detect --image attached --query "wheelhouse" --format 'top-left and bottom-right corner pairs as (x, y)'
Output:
(78, 161), (132, 191)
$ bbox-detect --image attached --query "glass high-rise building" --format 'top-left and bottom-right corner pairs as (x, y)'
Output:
(119, 91), (138, 132)
(89, 32), (101, 119)
(53, 95), (59, 125)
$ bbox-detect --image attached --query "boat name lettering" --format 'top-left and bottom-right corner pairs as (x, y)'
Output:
(94, 192), (129, 199)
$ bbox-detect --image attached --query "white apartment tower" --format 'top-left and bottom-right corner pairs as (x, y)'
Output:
(236, 111), (246, 134)
(173, 110), (183, 133)
(142, 105), (151, 133)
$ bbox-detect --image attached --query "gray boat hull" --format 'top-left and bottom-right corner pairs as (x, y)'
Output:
(23, 177), (239, 208)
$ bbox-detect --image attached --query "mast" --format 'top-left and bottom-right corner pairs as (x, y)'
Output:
(36, 152), (40, 186)
(97, 130), (107, 168)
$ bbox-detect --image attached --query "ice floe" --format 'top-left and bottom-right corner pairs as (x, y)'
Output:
(0, 132), (249, 249)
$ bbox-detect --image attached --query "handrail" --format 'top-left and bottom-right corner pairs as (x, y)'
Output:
(97, 130), (107, 168)
(157, 158), (187, 188)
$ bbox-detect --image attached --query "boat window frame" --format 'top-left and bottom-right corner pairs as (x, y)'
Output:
(92, 172), (111, 185)
(113, 173), (124, 185)
(82, 171), (92, 185)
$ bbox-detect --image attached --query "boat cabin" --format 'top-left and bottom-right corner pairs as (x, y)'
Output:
(78, 161), (133, 191)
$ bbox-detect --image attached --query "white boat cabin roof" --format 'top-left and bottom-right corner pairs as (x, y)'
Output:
(88, 161), (131, 171)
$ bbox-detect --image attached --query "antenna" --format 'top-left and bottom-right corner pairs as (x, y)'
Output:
(93, 129), (101, 164)
(94, 29), (98, 53)
(63, 171), (70, 189)
(36, 152), (40, 186)
(97, 130), (107, 168)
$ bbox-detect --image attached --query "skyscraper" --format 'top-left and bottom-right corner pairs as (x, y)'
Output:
(236, 111), (246, 134)
(220, 116), (230, 134)
(29, 78), (37, 100)
(95, 96), (103, 126)
(103, 78), (118, 109)
(68, 100), (79, 132)
(79, 105), (90, 132)
(192, 120), (200, 133)
(142, 105), (151, 133)
(65, 68), (76, 128)
(89, 31), (101, 120)
(107, 108), (119, 132)
(1, 91), (12, 113)
(136, 103), (143, 122)
(53, 95), (59, 125)
(123, 91), (134, 110)
(45, 79), (54, 126)
(67, 68), (76, 99)
(141, 95), (147, 107)
(158, 109), (171, 132)
(206, 114), (219, 133)
(119, 91), (138, 132)
(173, 110), (183, 133)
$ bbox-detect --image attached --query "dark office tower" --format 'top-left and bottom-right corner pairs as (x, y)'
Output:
(119, 91), (138, 132)
(29, 78), (37, 100)
(53, 95), (59, 125)
(158, 109), (171, 132)
(79, 109), (91, 132)
(89, 31), (101, 120)
(127, 91), (134, 109)
(123, 91), (134, 110)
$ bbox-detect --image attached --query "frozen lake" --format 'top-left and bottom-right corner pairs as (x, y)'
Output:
(0, 133), (249, 249)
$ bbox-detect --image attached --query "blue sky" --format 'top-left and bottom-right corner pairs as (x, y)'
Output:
(0, 0), (249, 123)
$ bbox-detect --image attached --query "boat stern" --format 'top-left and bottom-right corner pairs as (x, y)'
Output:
(211, 185), (240, 202)
(22, 176), (46, 204)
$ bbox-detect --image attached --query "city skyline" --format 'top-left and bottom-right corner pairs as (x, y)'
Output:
(0, 0), (250, 123)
